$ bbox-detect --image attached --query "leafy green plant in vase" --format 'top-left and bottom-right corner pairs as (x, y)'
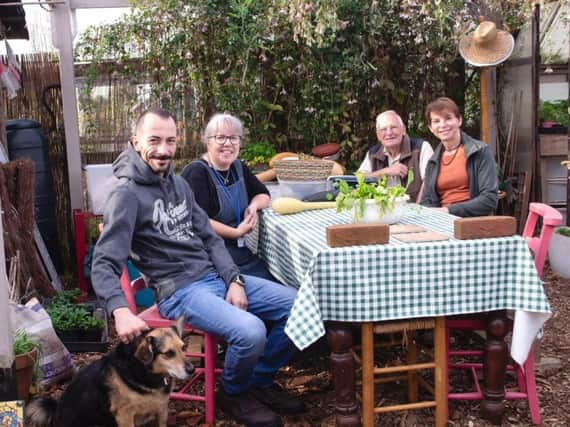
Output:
(13, 329), (41, 400)
(335, 171), (413, 224)
(47, 289), (105, 343)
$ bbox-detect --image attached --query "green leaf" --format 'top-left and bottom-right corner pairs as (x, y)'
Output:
(264, 103), (284, 112)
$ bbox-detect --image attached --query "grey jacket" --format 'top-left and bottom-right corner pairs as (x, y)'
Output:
(92, 144), (239, 315)
(420, 132), (498, 217)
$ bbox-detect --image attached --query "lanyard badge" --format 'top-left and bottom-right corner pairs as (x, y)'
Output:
(212, 167), (242, 225)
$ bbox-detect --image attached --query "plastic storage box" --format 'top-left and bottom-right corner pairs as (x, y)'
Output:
(277, 179), (329, 200)
(84, 164), (119, 214)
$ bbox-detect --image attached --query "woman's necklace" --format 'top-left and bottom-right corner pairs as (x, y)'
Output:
(441, 145), (460, 166)
(220, 169), (231, 185)
(206, 156), (232, 185)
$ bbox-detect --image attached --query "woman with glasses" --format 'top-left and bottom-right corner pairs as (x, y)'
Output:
(181, 113), (276, 280)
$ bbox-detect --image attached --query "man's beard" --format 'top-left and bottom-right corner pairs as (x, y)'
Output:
(150, 154), (173, 161)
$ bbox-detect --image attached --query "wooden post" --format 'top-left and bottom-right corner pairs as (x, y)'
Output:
(531, 4), (540, 203)
(480, 67), (498, 152)
(50, 3), (84, 212)
(481, 67), (489, 144)
(476, 15), (498, 152)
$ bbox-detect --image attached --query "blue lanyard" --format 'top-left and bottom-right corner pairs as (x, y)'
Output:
(212, 167), (241, 224)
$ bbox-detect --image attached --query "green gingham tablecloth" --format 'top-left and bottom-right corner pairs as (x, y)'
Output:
(255, 204), (551, 363)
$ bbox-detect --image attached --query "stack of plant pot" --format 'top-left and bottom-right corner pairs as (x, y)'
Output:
(13, 329), (40, 401)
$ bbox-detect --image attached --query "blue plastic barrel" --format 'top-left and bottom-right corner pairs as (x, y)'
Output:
(6, 119), (62, 273)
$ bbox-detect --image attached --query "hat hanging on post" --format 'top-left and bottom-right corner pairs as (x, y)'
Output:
(459, 21), (515, 67)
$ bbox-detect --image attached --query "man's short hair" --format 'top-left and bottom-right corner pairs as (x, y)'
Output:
(425, 97), (461, 123)
(201, 113), (244, 149)
(134, 108), (177, 133)
(375, 110), (404, 131)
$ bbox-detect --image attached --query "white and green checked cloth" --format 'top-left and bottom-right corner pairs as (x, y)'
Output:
(255, 204), (550, 365)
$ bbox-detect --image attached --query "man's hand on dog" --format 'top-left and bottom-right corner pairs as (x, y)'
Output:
(113, 307), (150, 343)
(226, 282), (248, 310)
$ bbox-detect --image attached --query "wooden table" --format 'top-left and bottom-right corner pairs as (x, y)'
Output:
(254, 204), (550, 425)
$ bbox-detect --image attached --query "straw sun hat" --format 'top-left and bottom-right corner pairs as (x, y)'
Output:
(459, 21), (514, 67)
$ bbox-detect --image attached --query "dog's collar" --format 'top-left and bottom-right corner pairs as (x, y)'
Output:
(163, 376), (172, 392)
(117, 370), (171, 395)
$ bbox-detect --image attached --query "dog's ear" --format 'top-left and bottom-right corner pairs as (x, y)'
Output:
(172, 316), (186, 337)
(134, 335), (155, 365)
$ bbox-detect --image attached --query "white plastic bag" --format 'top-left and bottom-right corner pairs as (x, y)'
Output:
(10, 298), (74, 386)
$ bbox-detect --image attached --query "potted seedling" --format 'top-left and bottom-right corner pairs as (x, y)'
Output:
(47, 289), (107, 350)
(335, 171), (412, 224)
(539, 100), (568, 134)
(13, 329), (41, 401)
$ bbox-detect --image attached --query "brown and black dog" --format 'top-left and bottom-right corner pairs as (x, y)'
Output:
(25, 317), (193, 427)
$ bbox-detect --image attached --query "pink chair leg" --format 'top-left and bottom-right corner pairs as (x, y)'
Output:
(204, 334), (218, 425)
(523, 351), (541, 425)
(514, 363), (527, 394)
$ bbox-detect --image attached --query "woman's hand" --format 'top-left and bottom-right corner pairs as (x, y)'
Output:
(233, 195), (269, 238)
(236, 213), (257, 237)
(243, 203), (259, 228)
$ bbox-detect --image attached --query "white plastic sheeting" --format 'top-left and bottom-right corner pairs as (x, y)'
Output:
(0, 196), (14, 369)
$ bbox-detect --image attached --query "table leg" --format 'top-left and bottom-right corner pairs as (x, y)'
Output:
(326, 321), (360, 427)
(482, 310), (508, 424)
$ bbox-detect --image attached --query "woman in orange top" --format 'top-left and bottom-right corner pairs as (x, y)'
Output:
(420, 97), (498, 217)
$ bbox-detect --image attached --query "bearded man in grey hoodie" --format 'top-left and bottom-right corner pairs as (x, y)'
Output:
(92, 108), (303, 427)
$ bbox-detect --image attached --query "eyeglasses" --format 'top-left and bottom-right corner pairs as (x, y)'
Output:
(208, 135), (242, 145)
(377, 125), (401, 134)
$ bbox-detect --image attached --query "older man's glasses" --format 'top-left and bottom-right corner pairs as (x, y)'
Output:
(208, 135), (242, 145)
(378, 125), (401, 134)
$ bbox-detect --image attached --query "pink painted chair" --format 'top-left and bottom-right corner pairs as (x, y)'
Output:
(522, 203), (563, 276)
(119, 267), (222, 425)
(446, 203), (562, 425)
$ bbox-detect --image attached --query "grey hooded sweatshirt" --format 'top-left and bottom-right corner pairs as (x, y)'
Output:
(91, 144), (240, 316)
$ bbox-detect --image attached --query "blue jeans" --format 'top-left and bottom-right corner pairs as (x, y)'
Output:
(157, 272), (298, 394)
(239, 256), (279, 283)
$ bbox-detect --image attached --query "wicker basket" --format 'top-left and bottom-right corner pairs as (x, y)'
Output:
(273, 159), (334, 181)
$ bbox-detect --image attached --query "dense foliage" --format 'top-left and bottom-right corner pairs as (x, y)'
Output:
(539, 100), (569, 127)
(240, 141), (277, 166)
(75, 0), (532, 168)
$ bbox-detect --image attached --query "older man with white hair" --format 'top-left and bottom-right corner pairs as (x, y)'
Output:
(358, 110), (433, 202)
